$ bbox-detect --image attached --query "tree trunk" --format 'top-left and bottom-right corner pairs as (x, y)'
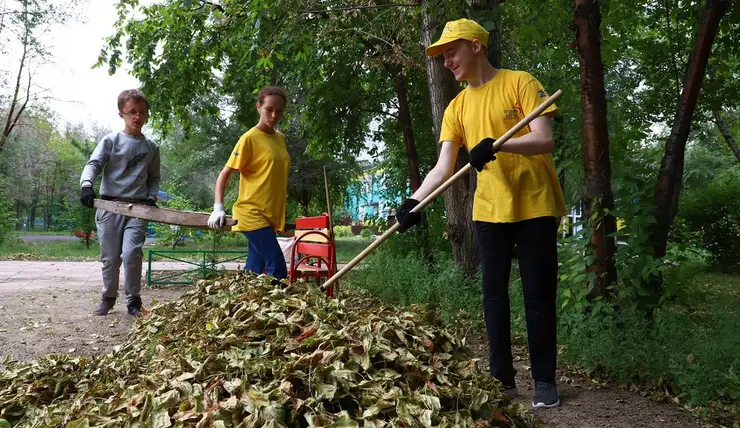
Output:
(571, 0), (617, 298)
(421, 1), (480, 277)
(15, 200), (23, 230)
(653, 0), (728, 261)
(45, 172), (55, 231)
(394, 71), (423, 192)
(300, 188), (310, 217)
(28, 200), (37, 230)
(713, 109), (740, 162)
(472, 0), (502, 68)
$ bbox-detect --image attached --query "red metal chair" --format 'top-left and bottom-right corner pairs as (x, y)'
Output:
(288, 214), (337, 297)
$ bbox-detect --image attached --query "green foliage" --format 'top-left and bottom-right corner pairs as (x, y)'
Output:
(359, 227), (374, 239)
(557, 273), (740, 423)
(348, 248), (482, 326)
(681, 167), (740, 272)
(152, 194), (198, 249)
(0, 175), (18, 246)
(53, 198), (97, 248)
(333, 225), (352, 238)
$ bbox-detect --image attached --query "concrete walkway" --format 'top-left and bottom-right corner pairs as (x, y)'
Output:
(0, 260), (347, 293)
(0, 261), (243, 293)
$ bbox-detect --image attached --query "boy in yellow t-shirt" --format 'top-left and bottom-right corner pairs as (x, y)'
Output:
(395, 19), (565, 408)
(207, 86), (291, 281)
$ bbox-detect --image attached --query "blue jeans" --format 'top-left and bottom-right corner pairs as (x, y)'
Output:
(242, 226), (287, 280)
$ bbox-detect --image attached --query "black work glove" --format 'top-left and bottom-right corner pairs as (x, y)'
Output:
(80, 187), (95, 208)
(145, 198), (157, 207)
(395, 198), (421, 233)
(469, 137), (498, 172)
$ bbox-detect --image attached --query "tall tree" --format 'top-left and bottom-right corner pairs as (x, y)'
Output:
(1, 0), (74, 152)
(420, 1), (481, 277)
(653, 0), (730, 262)
(571, 0), (617, 297)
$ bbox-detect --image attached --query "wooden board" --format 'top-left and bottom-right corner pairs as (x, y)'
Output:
(93, 199), (237, 231)
(294, 229), (330, 243)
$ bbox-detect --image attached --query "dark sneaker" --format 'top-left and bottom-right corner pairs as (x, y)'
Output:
(93, 297), (116, 316)
(127, 296), (142, 317)
(501, 382), (519, 398)
(532, 381), (560, 408)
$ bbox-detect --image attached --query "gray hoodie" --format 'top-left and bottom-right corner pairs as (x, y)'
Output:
(80, 131), (160, 201)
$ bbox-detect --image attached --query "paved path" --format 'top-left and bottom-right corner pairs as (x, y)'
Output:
(19, 235), (157, 244)
(19, 234), (79, 241)
(0, 261), (243, 293)
(0, 261), (347, 293)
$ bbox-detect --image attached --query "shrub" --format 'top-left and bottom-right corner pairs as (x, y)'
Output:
(680, 167), (740, 272)
(333, 225), (352, 238)
(0, 176), (18, 246)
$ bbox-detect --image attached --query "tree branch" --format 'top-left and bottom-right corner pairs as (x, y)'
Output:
(303, 3), (419, 15)
(3, 20), (30, 142)
(713, 109), (740, 163)
(198, 0), (224, 13)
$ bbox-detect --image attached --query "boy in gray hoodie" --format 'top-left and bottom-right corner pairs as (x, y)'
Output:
(79, 89), (160, 317)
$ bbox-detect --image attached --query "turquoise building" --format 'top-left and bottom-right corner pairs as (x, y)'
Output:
(343, 166), (400, 222)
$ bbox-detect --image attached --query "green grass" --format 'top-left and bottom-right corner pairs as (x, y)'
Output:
(334, 236), (373, 263)
(0, 239), (100, 260)
(17, 230), (74, 235)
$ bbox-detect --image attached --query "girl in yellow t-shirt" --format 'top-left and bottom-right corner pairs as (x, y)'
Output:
(207, 86), (291, 281)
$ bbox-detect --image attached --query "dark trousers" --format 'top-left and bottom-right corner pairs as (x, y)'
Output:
(475, 216), (558, 383)
(242, 226), (288, 280)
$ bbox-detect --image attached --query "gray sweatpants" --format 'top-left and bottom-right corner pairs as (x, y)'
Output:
(95, 209), (147, 304)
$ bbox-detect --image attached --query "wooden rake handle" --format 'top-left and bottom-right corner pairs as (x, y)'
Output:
(320, 89), (563, 292)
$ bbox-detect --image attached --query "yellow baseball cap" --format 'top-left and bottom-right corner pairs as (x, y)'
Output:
(425, 18), (489, 57)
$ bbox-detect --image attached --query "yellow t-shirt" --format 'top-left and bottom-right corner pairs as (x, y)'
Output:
(440, 69), (567, 223)
(225, 127), (291, 232)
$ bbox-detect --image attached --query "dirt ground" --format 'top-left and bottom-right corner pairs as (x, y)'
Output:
(0, 280), (713, 428)
(0, 284), (190, 364)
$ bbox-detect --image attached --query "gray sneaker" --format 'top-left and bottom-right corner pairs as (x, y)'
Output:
(93, 297), (116, 316)
(532, 381), (560, 408)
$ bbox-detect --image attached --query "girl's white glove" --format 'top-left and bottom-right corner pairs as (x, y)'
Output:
(207, 202), (226, 229)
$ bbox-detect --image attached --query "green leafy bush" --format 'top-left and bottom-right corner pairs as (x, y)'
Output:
(0, 177), (18, 246)
(333, 225), (353, 238)
(152, 193), (198, 249)
(680, 167), (740, 272)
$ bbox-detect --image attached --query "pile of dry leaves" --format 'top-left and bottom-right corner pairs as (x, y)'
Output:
(0, 272), (542, 427)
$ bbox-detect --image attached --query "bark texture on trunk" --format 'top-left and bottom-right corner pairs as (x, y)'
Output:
(472, 0), (502, 68)
(393, 70), (423, 192)
(713, 109), (740, 162)
(571, 0), (617, 297)
(421, 1), (480, 277)
(300, 188), (310, 217)
(653, 0), (728, 260)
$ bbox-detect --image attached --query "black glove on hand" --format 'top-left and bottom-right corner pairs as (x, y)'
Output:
(146, 198), (157, 207)
(395, 198), (421, 233)
(80, 187), (95, 208)
(469, 137), (498, 172)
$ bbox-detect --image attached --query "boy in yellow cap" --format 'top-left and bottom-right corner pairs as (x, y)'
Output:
(395, 18), (565, 408)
